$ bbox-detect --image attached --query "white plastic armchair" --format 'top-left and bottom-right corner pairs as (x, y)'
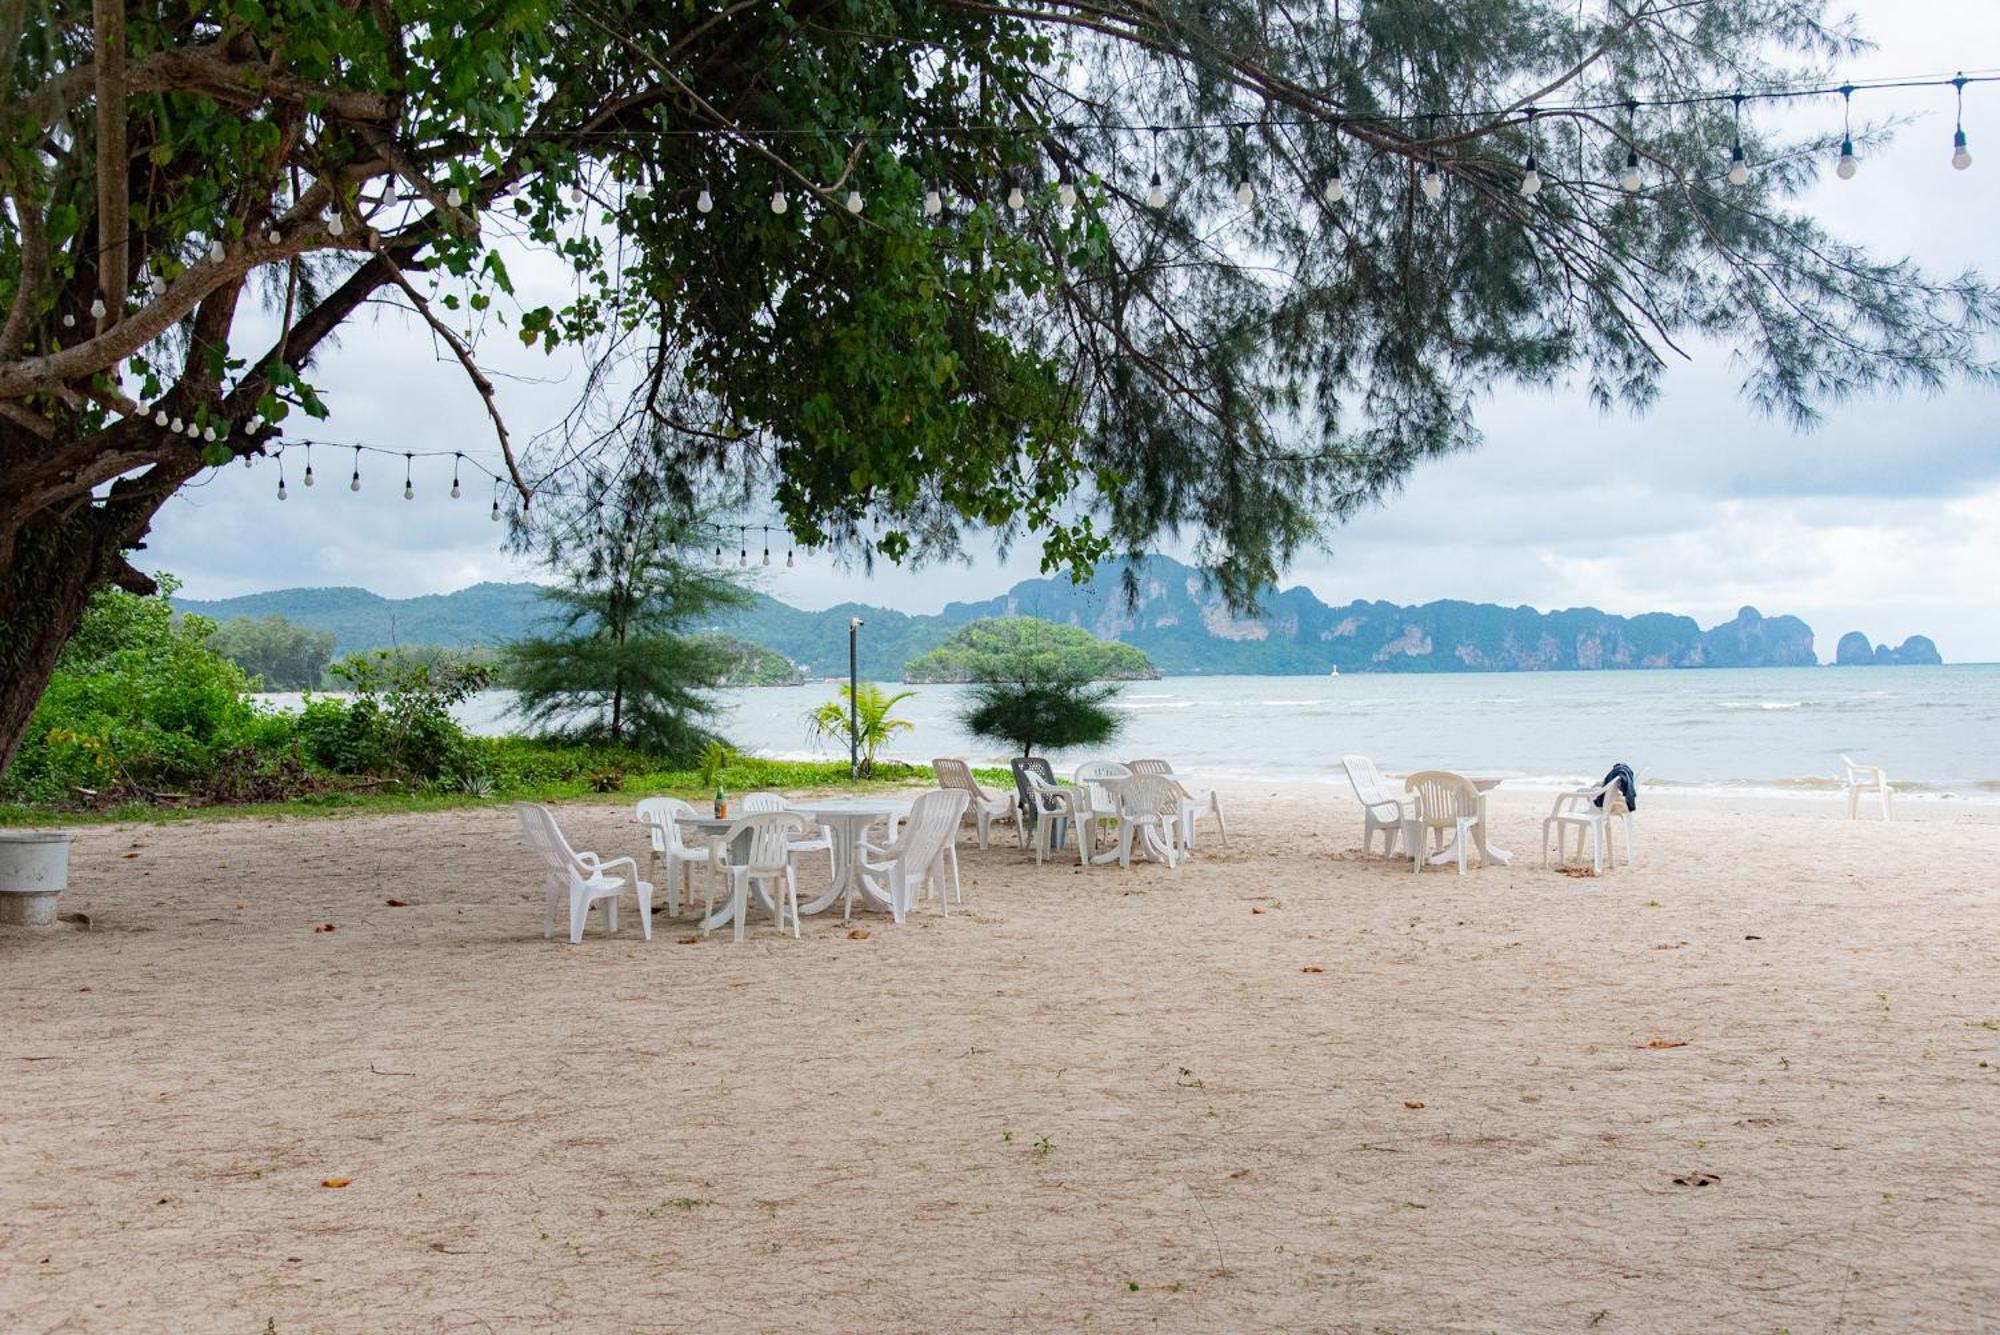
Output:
(1540, 776), (1636, 875)
(1841, 755), (1894, 820)
(743, 791), (836, 867)
(1400, 772), (1482, 874)
(720, 811), (811, 941)
(932, 757), (1017, 849)
(1342, 755), (1407, 857)
(518, 802), (653, 944)
(1022, 769), (1080, 865)
(1073, 760), (1132, 862)
(860, 789), (969, 921)
(1106, 774), (1182, 869)
(1129, 759), (1228, 851)
(632, 796), (704, 916)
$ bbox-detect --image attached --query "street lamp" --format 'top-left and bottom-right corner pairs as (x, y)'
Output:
(848, 616), (864, 780)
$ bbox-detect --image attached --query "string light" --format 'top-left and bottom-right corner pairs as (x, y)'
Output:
(403, 452), (414, 500)
(1420, 162), (1443, 201)
(762, 526), (772, 566)
(1837, 85), (1859, 179)
(208, 237), (225, 262)
(738, 526), (749, 567)
(90, 297), (106, 319)
(769, 187), (789, 214)
(450, 452), (462, 498)
(1618, 102), (1643, 191)
(63, 312), (76, 327)
(1720, 94), (1752, 184)
(152, 410), (166, 425)
(923, 182), (943, 216)
(170, 416), (183, 432)
(381, 177), (398, 206)
(490, 477), (501, 522)
(786, 545), (795, 568)
(1521, 107), (1543, 195)
(350, 446), (362, 492)
(1058, 174), (1077, 209)
(446, 185), (464, 207)
(276, 455), (287, 501)
(265, 228), (281, 244)
(696, 186), (714, 214)
(1953, 75), (1974, 170)
(845, 187), (864, 213)
(302, 443), (314, 487)
(327, 212), (345, 237)
(1146, 129), (1166, 208)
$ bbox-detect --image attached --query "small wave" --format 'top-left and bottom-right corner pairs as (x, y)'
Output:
(1717, 700), (1809, 712)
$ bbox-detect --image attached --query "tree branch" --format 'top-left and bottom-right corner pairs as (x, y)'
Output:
(92, 0), (130, 336)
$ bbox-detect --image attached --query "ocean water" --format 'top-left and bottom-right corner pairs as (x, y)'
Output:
(272, 663), (2000, 801)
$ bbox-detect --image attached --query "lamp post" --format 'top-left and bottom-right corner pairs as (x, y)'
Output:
(848, 616), (864, 780)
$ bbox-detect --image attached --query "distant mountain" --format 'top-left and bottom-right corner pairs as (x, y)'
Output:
(1834, 631), (1944, 667)
(179, 555), (1904, 677)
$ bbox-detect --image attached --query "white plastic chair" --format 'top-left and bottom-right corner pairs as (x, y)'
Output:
(1540, 776), (1636, 874)
(859, 790), (969, 922)
(1129, 759), (1227, 851)
(720, 810), (810, 941)
(1073, 760), (1132, 862)
(1342, 755), (1407, 857)
(1022, 770), (1080, 865)
(634, 796), (708, 916)
(932, 757), (1017, 849)
(743, 790), (836, 867)
(1105, 774), (1181, 869)
(1841, 755), (1893, 820)
(1400, 772), (1482, 874)
(517, 802), (653, 944)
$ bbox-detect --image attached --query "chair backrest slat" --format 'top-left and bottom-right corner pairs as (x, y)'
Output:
(634, 796), (697, 852)
(742, 791), (788, 814)
(1126, 758), (1173, 776)
(1113, 774), (1178, 819)
(933, 757), (988, 801)
(895, 789), (971, 871)
(1343, 755), (1394, 808)
(1403, 771), (1478, 827)
(722, 811), (809, 874)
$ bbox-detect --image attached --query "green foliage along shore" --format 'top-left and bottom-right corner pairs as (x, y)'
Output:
(903, 617), (1157, 684)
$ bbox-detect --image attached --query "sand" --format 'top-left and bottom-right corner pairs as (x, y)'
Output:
(3, 784), (1997, 1333)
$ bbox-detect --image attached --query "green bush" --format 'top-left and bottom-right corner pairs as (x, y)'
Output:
(296, 651), (491, 782)
(1, 583), (289, 802)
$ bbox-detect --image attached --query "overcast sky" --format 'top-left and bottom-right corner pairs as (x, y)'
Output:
(143, 0), (2000, 661)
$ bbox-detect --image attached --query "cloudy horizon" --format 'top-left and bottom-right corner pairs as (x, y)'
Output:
(139, 0), (2000, 662)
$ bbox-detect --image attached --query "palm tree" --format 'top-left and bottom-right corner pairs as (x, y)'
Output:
(805, 683), (916, 778)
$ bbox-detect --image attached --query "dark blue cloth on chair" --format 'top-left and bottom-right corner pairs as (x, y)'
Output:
(1595, 762), (1637, 811)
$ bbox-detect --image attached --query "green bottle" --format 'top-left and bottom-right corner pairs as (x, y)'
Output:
(713, 782), (727, 819)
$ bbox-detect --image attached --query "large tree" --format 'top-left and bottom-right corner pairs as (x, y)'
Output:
(2, 0), (1993, 771)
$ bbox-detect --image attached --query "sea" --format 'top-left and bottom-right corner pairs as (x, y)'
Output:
(260, 663), (2000, 801)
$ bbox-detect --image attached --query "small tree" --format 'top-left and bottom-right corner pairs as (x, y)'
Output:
(961, 671), (1126, 759)
(505, 478), (749, 761)
(804, 683), (916, 778)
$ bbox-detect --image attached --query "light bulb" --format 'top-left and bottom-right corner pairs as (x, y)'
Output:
(328, 215), (344, 236)
(209, 238), (225, 262)
(1619, 151), (1642, 192)
(1520, 161), (1542, 196)
(403, 483), (414, 500)
(303, 465), (315, 487)
(186, 421), (201, 437)
(696, 188), (714, 214)
(446, 186), (463, 207)
(277, 482), (287, 500)
(148, 272), (166, 296)
(769, 188), (788, 214)
(1323, 174), (1345, 205)
(1836, 138), (1857, 179)
(1727, 146), (1749, 186)
(154, 410), (167, 426)
(90, 297), (107, 319)
(350, 473), (361, 492)
(170, 417), (183, 432)
(381, 178), (398, 205)
(738, 549), (747, 568)
(203, 427), (216, 442)
(246, 414), (263, 432)
(846, 188), (864, 213)
(786, 550), (795, 568)
(1420, 169), (1443, 201)
(631, 184), (650, 202)
(923, 186), (943, 216)
(63, 312), (76, 327)
(762, 549), (771, 567)
(570, 186), (584, 204)
(450, 482), (461, 499)
(1953, 130), (1972, 171)
(1058, 181), (1077, 209)
(1234, 180), (1254, 206)
(1146, 172), (1165, 208)
(490, 500), (501, 522)
(1007, 184), (1025, 211)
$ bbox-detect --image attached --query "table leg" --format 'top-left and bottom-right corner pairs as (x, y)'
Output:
(800, 818), (895, 919)
(1475, 794), (1513, 866)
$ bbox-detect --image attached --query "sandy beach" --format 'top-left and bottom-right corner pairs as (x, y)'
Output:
(3, 784), (1997, 1332)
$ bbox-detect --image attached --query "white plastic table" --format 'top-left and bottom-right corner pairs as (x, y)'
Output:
(1463, 777), (1512, 866)
(788, 798), (910, 919)
(673, 815), (764, 937)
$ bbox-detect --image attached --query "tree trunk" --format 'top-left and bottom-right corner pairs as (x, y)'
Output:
(0, 501), (157, 775)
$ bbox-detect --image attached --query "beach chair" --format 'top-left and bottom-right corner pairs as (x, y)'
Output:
(1012, 757), (1073, 864)
(517, 802), (653, 944)
(932, 757), (1018, 849)
(719, 810), (811, 941)
(1073, 760), (1132, 862)
(1129, 759), (1227, 851)
(1400, 772), (1481, 874)
(1342, 755), (1407, 856)
(860, 790), (970, 921)
(1540, 770), (1637, 874)
(743, 790), (836, 869)
(633, 796), (708, 915)
(1106, 774), (1182, 870)
(1841, 755), (1894, 820)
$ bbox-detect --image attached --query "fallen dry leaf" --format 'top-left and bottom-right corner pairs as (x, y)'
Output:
(847, 928), (871, 940)
(320, 1178), (351, 1189)
(122, 851), (139, 859)
(1654, 942), (1687, 950)
(1403, 1101), (1426, 1110)
(233, 902), (245, 911)
(384, 899), (409, 908)
(312, 923), (337, 934)
(1301, 966), (1323, 974)
(217, 861), (228, 869)
(1671, 1171), (1720, 1188)
(1642, 1039), (1688, 1050)
(1250, 906), (1266, 915)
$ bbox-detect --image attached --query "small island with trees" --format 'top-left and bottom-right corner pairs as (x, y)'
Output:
(903, 618), (1159, 684)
